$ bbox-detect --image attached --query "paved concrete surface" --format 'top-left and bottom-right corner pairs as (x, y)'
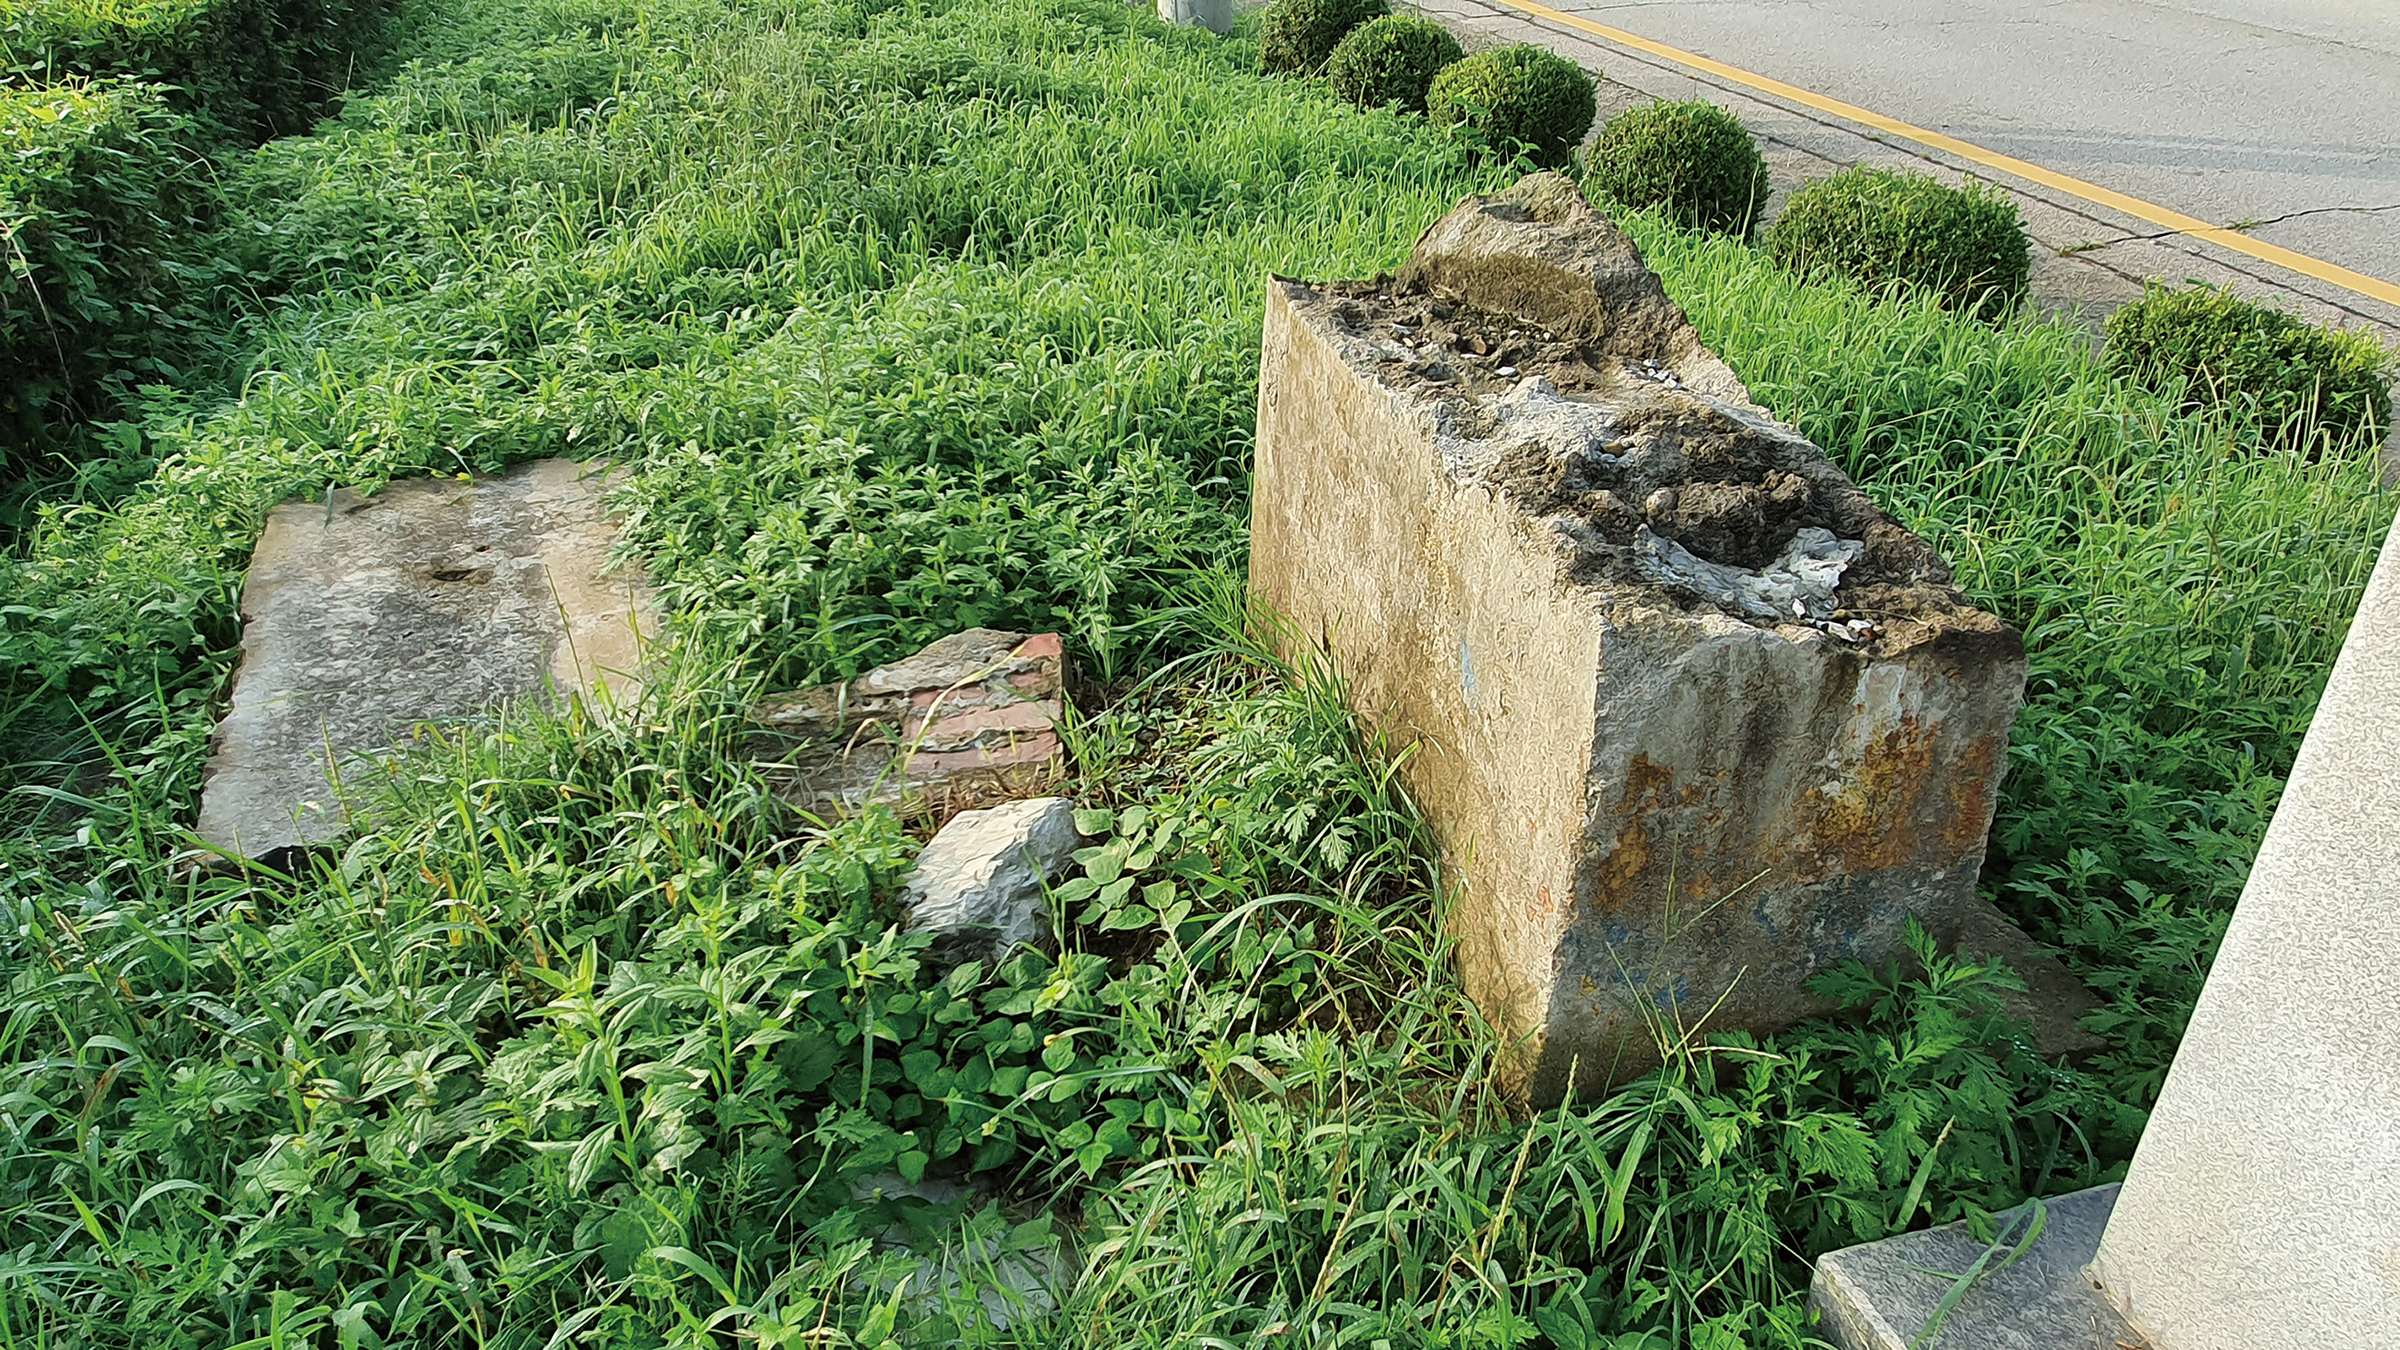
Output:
(1406, 0), (2400, 342)
(1812, 1184), (2135, 1350)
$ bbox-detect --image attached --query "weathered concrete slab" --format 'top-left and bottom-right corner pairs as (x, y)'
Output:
(2090, 506), (2400, 1347)
(195, 460), (653, 861)
(1251, 173), (2086, 1102)
(1811, 1184), (2137, 1350)
(754, 629), (1065, 812)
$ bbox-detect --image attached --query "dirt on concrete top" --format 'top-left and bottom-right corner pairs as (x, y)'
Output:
(1281, 173), (2007, 651)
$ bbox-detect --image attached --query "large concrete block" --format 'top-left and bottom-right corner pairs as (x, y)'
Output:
(1251, 174), (2055, 1101)
(196, 460), (653, 861)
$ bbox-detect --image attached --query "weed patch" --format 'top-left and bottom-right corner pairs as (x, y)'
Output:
(0, 0), (2388, 1343)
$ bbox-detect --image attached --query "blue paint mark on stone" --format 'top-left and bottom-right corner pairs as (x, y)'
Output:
(1458, 636), (1477, 708)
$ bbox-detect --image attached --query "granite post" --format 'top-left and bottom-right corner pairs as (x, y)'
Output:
(2086, 508), (2400, 1346)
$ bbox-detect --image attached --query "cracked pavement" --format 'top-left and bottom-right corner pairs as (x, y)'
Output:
(1401, 0), (2400, 342)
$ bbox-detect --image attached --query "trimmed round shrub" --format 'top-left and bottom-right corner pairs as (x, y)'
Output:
(1327, 15), (1463, 114)
(1258, 0), (1388, 77)
(2105, 284), (2393, 447)
(1425, 44), (1595, 168)
(1588, 99), (1769, 236)
(1766, 167), (2030, 318)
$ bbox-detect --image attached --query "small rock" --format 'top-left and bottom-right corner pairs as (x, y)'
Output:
(1497, 365), (1519, 378)
(901, 797), (1082, 965)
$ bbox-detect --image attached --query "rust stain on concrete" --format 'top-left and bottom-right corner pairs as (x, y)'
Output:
(1798, 715), (1938, 876)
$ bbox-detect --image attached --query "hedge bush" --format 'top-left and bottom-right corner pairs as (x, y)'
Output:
(0, 0), (397, 140)
(1257, 0), (1385, 77)
(0, 82), (212, 465)
(1588, 98), (1768, 236)
(1326, 14), (1460, 114)
(2105, 284), (2393, 448)
(1425, 43), (1593, 168)
(1765, 167), (2030, 318)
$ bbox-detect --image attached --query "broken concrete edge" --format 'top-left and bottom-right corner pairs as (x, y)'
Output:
(1929, 899), (2106, 1061)
(751, 629), (1070, 816)
(1251, 175), (2093, 1105)
(1809, 1184), (2136, 1350)
(190, 458), (659, 867)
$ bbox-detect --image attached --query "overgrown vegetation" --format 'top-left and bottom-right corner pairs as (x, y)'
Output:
(1326, 13), (1459, 115)
(1766, 166), (2032, 319)
(1643, 216), (2389, 1113)
(0, 82), (212, 472)
(1426, 42), (1595, 168)
(0, 0), (2391, 1344)
(2104, 282), (2392, 449)
(0, 0), (396, 138)
(1255, 0), (1382, 76)
(0, 0), (403, 504)
(1587, 99), (1768, 237)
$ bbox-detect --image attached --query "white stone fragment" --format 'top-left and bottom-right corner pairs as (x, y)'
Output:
(1634, 525), (1865, 623)
(900, 797), (1081, 956)
(1156, 0), (1231, 34)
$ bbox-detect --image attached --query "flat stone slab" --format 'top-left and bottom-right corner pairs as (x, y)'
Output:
(753, 629), (1065, 811)
(1811, 1184), (2139, 1350)
(195, 460), (654, 860)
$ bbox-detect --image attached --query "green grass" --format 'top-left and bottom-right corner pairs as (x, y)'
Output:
(0, 0), (397, 139)
(0, 80), (212, 479)
(0, 0), (2391, 1343)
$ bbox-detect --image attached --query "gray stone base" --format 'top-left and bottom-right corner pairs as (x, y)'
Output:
(1811, 1184), (2143, 1350)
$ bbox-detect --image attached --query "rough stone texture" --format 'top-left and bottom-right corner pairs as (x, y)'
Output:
(1811, 1184), (2138, 1350)
(898, 797), (1081, 967)
(754, 629), (1065, 810)
(1156, 0), (1230, 35)
(2089, 511), (2400, 1348)
(847, 1172), (1068, 1329)
(1251, 174), (2085, 1102)
(196, 459), (653, 861)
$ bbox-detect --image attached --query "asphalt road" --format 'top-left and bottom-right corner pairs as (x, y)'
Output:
(1477, 0), (2400, 298)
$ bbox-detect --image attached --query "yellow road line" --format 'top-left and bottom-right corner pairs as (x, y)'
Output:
(1478, 0), (2400, 310)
